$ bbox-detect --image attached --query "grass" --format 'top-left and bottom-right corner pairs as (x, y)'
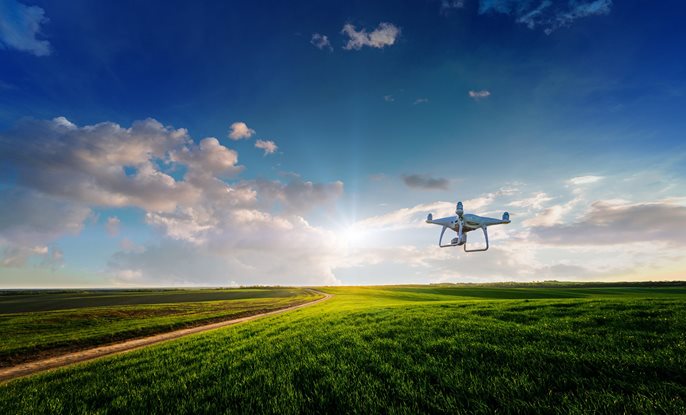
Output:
(1, 285), (685, 414)
(0, 287), (321, 367)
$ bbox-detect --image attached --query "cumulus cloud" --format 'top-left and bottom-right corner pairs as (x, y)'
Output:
(310, 33), (332, 51)
(174, 137), (243, 177)
(530, 200), (686, 246)
(0, 117), (347, 285)
(255, 139), (278, 155)
(479, 0), (612, 34)
(469, 90), (491, 100)
(106, 216), (120, 236)
(228, 121), (255, 140)
(402, 174), (450, 190)
(342, 22), (400, 50)
(0, 0), (51, 56)
(0, 117), (203, 212)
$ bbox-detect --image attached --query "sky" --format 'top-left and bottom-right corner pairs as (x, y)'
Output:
(1, 0), (685, 287)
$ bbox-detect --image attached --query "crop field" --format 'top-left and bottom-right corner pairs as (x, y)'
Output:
(0, 287), (321, 367)
(1, 284), (685, 414)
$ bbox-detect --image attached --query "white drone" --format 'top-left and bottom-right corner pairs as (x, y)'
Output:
(426, 201), (510, 252)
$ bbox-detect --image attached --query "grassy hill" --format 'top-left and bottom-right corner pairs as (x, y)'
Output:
(1, 285), (685, 413)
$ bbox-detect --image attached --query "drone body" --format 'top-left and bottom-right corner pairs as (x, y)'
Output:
(426, 201), (510, 252)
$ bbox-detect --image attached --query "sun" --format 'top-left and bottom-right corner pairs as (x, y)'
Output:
(341, 224), (366, 246)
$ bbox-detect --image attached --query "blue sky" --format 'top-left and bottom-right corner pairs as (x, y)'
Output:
(1, 0), (685, 287)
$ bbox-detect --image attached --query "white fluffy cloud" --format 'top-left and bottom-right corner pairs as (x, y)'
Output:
(0, 117), (346, 285)
(310, 33), (332, 51)
(255, 139), (278, 155)
(342, 22), (400, 50)
(0, 0), (51, 56)
(228, 121), (255, 140)
(0, 117), (202, 212)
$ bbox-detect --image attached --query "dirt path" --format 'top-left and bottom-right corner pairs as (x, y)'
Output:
(0, 290), (332, 383)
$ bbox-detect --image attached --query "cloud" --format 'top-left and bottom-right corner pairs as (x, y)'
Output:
(469, 90), (491, 100)
(355, 186), (517, 232)
(310, 33), (332, 51)
(0, 117), (204, 212)
(0, 0), (51, 56)
(508, 192), (553, 210)
(384, 95), (395, 102)
(402, 174), (450, 190)
(567, 175), (603, 185)
(441, 0), (465, 13)
(0, 189), (91, 267)
(523, 203), (573, 227)
(106, 217), (120, 236)
(478, 0), (613, 34)
(530, 200), (686, 246)
(413, 98), (429, 105)
(174, 137), (243, 177)
(1, 117), (347, 285)
(255, 139), (278, 155)
(342, 22), (400, 50)
(228, 121), (255, 140)
(244, 178), (344, 215)
(355, 201), (456, 231)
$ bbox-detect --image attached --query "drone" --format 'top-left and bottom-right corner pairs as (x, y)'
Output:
(426, 201), (510, 252)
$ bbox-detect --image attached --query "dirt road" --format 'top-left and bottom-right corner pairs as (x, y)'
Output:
(0, 290), (331, 383)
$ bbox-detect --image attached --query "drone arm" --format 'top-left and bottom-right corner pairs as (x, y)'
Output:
(464, 226), (489, 252)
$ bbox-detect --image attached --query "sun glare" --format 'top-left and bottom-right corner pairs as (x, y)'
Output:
(341, 225), (366, 246)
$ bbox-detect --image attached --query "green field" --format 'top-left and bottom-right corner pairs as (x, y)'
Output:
(0, 288), (321, 367)
(1, 284), (685, 413)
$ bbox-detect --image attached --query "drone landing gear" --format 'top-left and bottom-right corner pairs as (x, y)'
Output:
(464, 226), (489, 252)
(438, 225), (489, 252)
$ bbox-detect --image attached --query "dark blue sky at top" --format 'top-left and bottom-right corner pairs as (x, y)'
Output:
(1, 0), (685, 193)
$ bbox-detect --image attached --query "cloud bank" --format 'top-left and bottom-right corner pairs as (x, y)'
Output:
(0, 117), (345, 286)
